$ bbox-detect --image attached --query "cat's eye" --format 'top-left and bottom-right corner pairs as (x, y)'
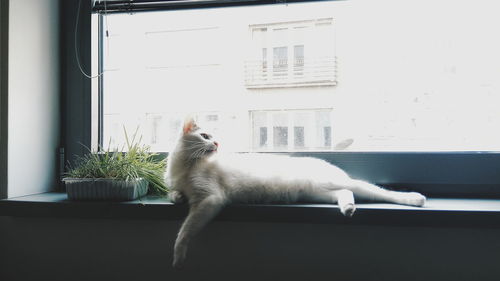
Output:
(200, 133), (210, 140)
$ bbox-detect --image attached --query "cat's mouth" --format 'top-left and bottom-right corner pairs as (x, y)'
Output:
(206, 147), (218, 153)
(207, 142), (219, 153)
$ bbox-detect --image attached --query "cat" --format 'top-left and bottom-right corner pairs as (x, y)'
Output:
(166, 117), (426, 268)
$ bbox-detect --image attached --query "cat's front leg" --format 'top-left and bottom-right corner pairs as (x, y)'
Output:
(173, 194), (225, 268)
(169, 190), (186, 204)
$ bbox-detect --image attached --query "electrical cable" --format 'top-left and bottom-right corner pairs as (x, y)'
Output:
(75, 0), (108, 79)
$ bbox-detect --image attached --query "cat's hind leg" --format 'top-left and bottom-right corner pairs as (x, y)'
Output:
(300, 188), (356, 217)
(349, 179), (426, 206)
(334, 189), (356, 217)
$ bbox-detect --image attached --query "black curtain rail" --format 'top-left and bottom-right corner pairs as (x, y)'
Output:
(92, 0), (342, 14)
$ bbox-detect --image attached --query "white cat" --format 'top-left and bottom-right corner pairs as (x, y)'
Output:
(166, 117), (426, 268)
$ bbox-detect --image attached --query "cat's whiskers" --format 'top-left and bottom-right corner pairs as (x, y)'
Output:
(182, 140), (202, 144)
(197, 147), (209, 158)
(180, 144), (205, 152)
(189, 146), (209, 160)
(177, 142), (206, 153)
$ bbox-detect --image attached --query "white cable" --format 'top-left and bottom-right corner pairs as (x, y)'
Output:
(75, 0), (107, 79)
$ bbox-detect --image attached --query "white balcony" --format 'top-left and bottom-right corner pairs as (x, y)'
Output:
(244, 57), (337, 89)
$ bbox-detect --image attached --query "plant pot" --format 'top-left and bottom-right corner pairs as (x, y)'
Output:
(63, 178), (149, 201)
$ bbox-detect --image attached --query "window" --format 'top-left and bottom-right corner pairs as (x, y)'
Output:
(251, 109), (333, 151)
(92, 0), (500, 198)
(293, 45), (304, 66)
(147, 114), (162, 145)
(262, 48), (267, 73)
(323, 127), (331, 148)
(246, 19), (336, 88)
(293, 45), (304, 76)
(273, 126), (288, 147)
(98, 3), (340, 152)
(259, 127), (268, 147)
(273, 46), (288, 76)
(294, 127), (305, 148)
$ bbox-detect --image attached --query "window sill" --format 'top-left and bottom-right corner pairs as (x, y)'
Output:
(1, 192), (500, 228)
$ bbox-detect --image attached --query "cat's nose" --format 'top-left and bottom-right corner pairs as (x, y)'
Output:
(213, 141), (219, 148)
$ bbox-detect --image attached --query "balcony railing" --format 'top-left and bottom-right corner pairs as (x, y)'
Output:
(244, 57), (337, 89)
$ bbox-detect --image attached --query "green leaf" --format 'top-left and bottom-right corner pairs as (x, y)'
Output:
(65, 127), (169, 195)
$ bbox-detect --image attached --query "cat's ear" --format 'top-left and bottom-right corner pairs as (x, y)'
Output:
(183, 116), (199, 135)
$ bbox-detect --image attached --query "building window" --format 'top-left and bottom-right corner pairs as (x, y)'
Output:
(245, 18), (336, 88)
(294, 126), (305, 148)
(273, 46), (288, 76)
(262, 48), (267, 73)
(323, 126), (331, 148)
(294, 45), (304, 67)
(206, 114), (218, 122)
(250, 110), (333, 151)
(259, 127), (268, 147)
(273, 126), (288, 147)
(150, 115), (162, 144)
(294, 45), (305, 76)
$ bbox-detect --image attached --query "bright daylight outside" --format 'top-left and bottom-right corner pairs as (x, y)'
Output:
(99, 0), (500, 152)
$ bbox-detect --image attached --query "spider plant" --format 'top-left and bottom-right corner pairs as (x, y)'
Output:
(66, 127), (169, 195)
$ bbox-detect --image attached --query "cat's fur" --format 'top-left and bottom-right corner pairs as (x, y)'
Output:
(167, 117), (426, 268)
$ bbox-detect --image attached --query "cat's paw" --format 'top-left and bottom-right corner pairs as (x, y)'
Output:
(402, 192), (426, 207)
(340, 203), (356, 217)
(173, 250), (186, 269)
(173, 242), (188, 269)
(169, 190), (186, 204)
(172, 257), (185, 269)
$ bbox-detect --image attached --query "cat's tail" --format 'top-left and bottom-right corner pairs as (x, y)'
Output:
(169, 190), (186, 204)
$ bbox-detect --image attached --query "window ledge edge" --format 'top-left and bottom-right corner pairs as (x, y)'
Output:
(1, 192), (500, 228)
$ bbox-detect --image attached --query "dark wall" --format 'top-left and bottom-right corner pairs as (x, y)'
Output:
(60, 0), (92, 172)
(1, 216), (499, 281)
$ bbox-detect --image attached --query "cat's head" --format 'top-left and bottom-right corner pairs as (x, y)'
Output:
(177, 116), (219, 160)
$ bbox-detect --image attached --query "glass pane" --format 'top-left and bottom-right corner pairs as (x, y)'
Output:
(273, 127), (288, 148)
(294, 45), (304, 66)
(100, 0), (500, 152)
(294, 126), (305, 148)
(273, 46), (288, 76)
(259, 127), (268, 147)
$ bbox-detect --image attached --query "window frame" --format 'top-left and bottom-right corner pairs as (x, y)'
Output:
(92, 0), (346, 14)
(0, 0), (8, 200)
(91, 0), (500, 199)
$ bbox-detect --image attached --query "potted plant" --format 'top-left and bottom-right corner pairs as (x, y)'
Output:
(63, 129), (168, 201)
